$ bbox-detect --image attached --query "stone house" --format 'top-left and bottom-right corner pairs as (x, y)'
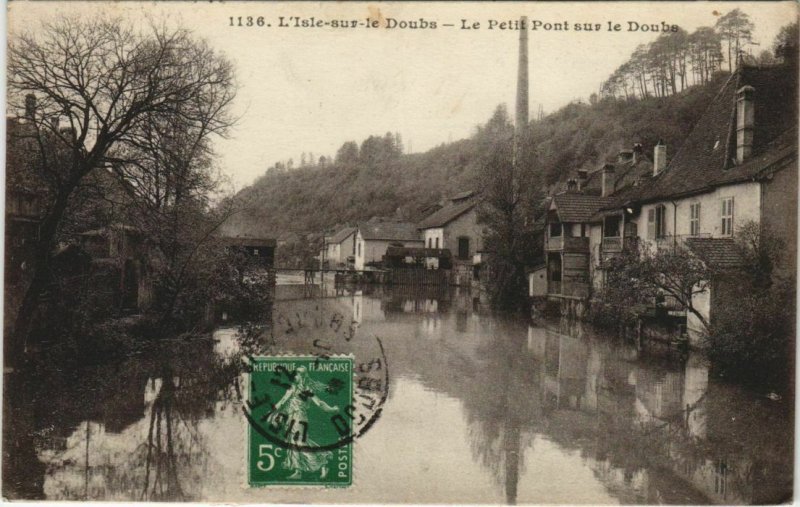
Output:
(416, 191), (484, 285)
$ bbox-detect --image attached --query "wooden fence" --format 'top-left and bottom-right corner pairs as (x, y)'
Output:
(389, 267), (450, 286)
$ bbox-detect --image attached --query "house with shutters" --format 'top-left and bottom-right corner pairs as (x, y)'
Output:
(590, 55), (797, 339)
(541, 145), (654, 300)
(416, 191), (484, 285)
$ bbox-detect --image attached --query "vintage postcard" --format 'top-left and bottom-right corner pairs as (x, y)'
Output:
(3, 1), (798, 504)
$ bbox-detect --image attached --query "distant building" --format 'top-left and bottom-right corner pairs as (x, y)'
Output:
(323, 227), (357, 268)
(354, 220), (423, 270)
(416, 191), (484, 285)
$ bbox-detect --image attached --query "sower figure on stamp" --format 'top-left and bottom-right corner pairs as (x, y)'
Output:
(268, 366), (339, 479)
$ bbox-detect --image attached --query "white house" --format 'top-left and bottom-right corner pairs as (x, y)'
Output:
(324, 227), (357, 267)
(591, 58), (797, 342)
(354, 221), (424, 270)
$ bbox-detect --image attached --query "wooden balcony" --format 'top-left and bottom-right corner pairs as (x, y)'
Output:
(546, 236), (589, 253)
(547, 280), (589, 298)
(601, 236), (622, 253)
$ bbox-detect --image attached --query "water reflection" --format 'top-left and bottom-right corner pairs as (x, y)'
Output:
(3, 285), (793, 503)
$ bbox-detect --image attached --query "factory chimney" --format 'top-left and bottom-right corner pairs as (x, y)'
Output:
(515, 16), (529, 137)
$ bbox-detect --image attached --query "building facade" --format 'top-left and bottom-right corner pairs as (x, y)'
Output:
(354, 221), (424, 270)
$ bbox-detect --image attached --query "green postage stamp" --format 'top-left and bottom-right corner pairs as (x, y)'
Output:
(246, 356), (354, 487)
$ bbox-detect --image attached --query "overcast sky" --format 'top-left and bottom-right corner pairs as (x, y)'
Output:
(7, 1), (796, 189)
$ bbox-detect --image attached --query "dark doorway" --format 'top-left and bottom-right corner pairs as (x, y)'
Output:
(457, 237), (470, 260)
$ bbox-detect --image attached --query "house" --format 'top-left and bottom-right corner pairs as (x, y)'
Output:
(543, 146), (654, 301)
(416, 191), (484, 285)
(354, 220), (424, 270)
(323, 227), (357, 268)
(592, 56), (797, 339)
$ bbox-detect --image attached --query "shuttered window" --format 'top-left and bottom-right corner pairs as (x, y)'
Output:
(721, 197), (734, 236)
(647, 208), (656, 239)
(690, 203), (701, 236)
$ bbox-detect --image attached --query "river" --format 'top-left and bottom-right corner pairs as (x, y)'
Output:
(2, 284), (793, 503)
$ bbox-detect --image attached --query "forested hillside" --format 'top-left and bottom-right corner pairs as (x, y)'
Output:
(228, 73), (729, 266)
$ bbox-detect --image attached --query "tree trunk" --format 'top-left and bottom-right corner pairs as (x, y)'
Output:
(11, 186), (74, 359)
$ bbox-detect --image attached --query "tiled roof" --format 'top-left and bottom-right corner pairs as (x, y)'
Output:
(330, 227), (356, 244)
(551, 193), (616, 223)
(578, 156), (654, 197)
(417, 199), (477, 229)
(684, 237), (744, 269)
(358, 221), (423, 242)
(628, 62), (797, 204)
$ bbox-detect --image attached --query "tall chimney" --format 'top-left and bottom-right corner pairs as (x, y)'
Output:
(653, 140), (667, 175)
(515, 17), (529, 130)
(514, 16), (529, 165)
(736, 85), (755, 163)
(24, 94), (36, 120)
(601, 163), (616, 197)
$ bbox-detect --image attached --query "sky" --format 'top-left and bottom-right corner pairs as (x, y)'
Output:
(7, 1), (797, 189)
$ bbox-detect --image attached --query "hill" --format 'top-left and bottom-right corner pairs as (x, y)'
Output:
(228, 73), (730, 267)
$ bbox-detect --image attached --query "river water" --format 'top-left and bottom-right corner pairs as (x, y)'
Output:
(2, 284), (793, 503)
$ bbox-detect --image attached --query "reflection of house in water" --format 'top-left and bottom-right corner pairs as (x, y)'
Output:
(351, 291), (385, 324)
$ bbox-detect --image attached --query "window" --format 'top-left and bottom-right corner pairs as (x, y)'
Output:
(357, 241), (361, 257)
(427, 237), (432, 248)
(721, 197), (734, 236)
(647, 205), (668, 239)
(435, 237), (439, 249)
(458, 237), (470, 260)
(604, 216), (621, 237)
(549, 222), (562, 237)
(690, 203), (701, 236)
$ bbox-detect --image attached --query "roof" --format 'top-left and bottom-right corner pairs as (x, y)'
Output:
(417, 199), (477, 229)
(329, 227), (357, 244)
(551, 193), (616, 223)
(628, 62), (797, 204)
(578, 154), (654, 197)
(684, 237), (744, 269)
(358, 221), (423, 242)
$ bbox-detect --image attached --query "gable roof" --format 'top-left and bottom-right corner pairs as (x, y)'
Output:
(629, 62), (797, 204)
(684, 237), (744, 269)
(330, 227), (357, 244)
(551, 193), (615, 223)
(417, 199), (477, 229)
(358, 221), (423, 242)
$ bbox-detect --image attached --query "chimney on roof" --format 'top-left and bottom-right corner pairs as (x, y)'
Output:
(617, 149), (634, 165)
(566, 178), (578, 193)
(633, 143), (643, 164)
(577, 168), (588, 190)
(601, 163), (616, 197)
(24, 94), (36, 120)
(736, 85), (755, 164)
(653, 140), (667, 175)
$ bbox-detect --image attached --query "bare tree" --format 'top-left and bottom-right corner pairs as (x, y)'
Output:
(7, 16), (236, 350)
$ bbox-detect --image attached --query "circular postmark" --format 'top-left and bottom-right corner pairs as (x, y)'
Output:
(241, 301), (390, 454)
